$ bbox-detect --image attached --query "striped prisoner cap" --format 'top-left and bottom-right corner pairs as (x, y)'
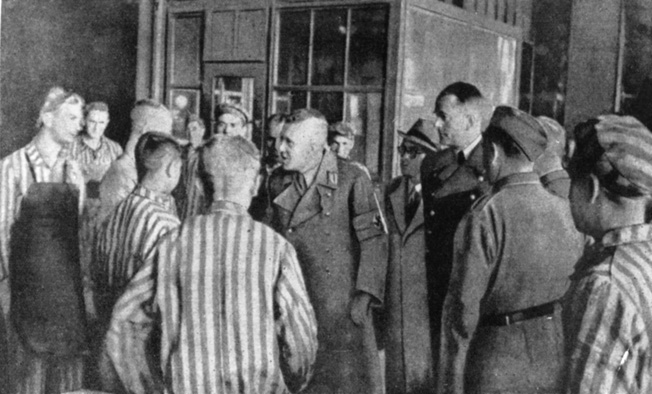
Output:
(571, 115), (652, 197)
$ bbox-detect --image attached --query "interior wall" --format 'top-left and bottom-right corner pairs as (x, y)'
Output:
(0, 0), (139, 159)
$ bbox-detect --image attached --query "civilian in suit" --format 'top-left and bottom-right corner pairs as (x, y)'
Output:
(382, 119), (439, 394)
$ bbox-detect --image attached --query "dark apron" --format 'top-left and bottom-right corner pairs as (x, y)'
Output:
(10, 180), (88, 358)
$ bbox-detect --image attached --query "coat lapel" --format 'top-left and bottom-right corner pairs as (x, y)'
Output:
(276, 150), (339, 229)
(388, 178), (408, 234)
(403, 200), (424, 241)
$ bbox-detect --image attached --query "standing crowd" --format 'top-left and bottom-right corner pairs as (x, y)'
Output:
(0, 81), (650, 394)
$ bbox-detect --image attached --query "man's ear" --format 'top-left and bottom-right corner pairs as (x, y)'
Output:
(41, 112), (54, 128)
(251, 172), (263, 197)
(490, 141), (502, 167)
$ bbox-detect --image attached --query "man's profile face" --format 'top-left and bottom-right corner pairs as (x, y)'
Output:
(216, 113), (247, 138)
(434, 94), (472, 150)
(278, 121), (318, 173)
(85, 110), (109, 141)
(330, 135), (354, 159)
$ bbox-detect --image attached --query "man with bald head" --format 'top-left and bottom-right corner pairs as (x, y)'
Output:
(98, 99), (173, 225)
(266, 108), (388, 393)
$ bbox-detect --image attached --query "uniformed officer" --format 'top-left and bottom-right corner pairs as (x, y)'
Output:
(382, 118), (438, 394)
(563, 115), (652, 393)
(536, 116), (571, 198)
(438, 106), (584, 394)
(420, 82), (492, 361)
(328, 121), (356, 160)
(214, 103), (251, 140)
(266, 108), (388, 394)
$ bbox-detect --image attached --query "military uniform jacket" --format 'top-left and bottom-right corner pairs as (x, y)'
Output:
(267, 150), (388, 394)
(382, 176), (434, 394)
(420, 144), (489, 344)
(438, 172), (584, 394)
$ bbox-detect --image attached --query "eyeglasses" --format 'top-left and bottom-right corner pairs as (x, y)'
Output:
(397, 145), (424, 158)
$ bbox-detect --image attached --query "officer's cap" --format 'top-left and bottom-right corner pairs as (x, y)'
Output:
(397, 118), (440, 152)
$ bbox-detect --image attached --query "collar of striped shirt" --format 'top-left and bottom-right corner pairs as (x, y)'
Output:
(601, 223), (652, 247)
(132, 184), (175, 209)
(210, 199), (249, 216)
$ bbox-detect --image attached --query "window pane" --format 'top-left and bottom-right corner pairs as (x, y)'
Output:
(518, 42), (534, 113)
(348, 8), (388, 86)
(346, 92), (382, 176)
(310, 91), (343, 123)
(171, 16), (202, 86)
(274, 90), (308, 114)
(278, 11), (310, 85)
(223, 77), (242, 92)
(311, 9), (347, 86)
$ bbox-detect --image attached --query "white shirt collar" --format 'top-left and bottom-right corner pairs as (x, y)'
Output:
(460, 134), (482, 160)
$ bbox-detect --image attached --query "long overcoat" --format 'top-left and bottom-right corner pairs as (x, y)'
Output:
(420, 144), (489, 351)
(381, 176), (434, 394)
(267, 150), (388, 394)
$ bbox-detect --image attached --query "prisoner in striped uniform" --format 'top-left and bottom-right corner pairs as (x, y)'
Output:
(563, 115), (652, 394)
(93, 132), (182, 325)
(71, 102), (123, 317)
(105, 135), (318, 394)
(98, 99), (173, 226)
(0, 87), (87, 394)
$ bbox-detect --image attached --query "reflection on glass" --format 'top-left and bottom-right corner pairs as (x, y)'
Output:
(346, 92), (382, 176)
(348, 8), (388, 86)
(277, 11), (310, 85)
(310, 92), (343, 123)
(274, 90), (308, 114)
(312, 9), (347, 86)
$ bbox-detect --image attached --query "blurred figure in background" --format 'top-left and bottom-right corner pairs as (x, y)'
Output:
(98, 99), (173, 226)
(564, 115), (652, 394)
(328, 121), (356, 160)
(214, 103), (251, 140)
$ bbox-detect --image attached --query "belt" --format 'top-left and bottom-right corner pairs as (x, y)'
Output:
(479, 300), (558, 327)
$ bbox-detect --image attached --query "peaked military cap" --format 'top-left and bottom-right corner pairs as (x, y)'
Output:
(487, 106), (548, 161)
(215, 103), (250, 124)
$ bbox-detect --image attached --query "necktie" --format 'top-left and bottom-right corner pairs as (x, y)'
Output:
(406, 187), (421, 224)
(457, 150), (466, 165)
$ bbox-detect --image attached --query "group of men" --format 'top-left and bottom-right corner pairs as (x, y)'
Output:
(0, 81), (651, 394)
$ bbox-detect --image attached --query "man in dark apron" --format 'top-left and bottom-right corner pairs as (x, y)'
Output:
(0, 87), (88, 393)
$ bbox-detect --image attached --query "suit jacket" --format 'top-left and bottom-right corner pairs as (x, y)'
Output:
(420, 143), (490, 348)
(438, 172), (584, 394)
(382, 176), (434, 394)
(266, 150), (388, 394)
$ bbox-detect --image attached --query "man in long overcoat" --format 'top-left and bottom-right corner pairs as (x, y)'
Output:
(266, 108), (388, 394)
(420, 82), (492, 357)
(438, 107), (584, 394)
(382, 119), (439, 394)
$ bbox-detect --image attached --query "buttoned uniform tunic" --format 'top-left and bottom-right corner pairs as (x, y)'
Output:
(540, 169), (571, 199)
(106, 200), (318, 394)
(0, 140), (86, 394)
(438, 172), (584, 394)
(93, 184), (180, 324)
(563, 224), (652, 394)
(381, 176), (434, 394)
(266, 150), (388, 394)
(420, 144), (490, 355)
